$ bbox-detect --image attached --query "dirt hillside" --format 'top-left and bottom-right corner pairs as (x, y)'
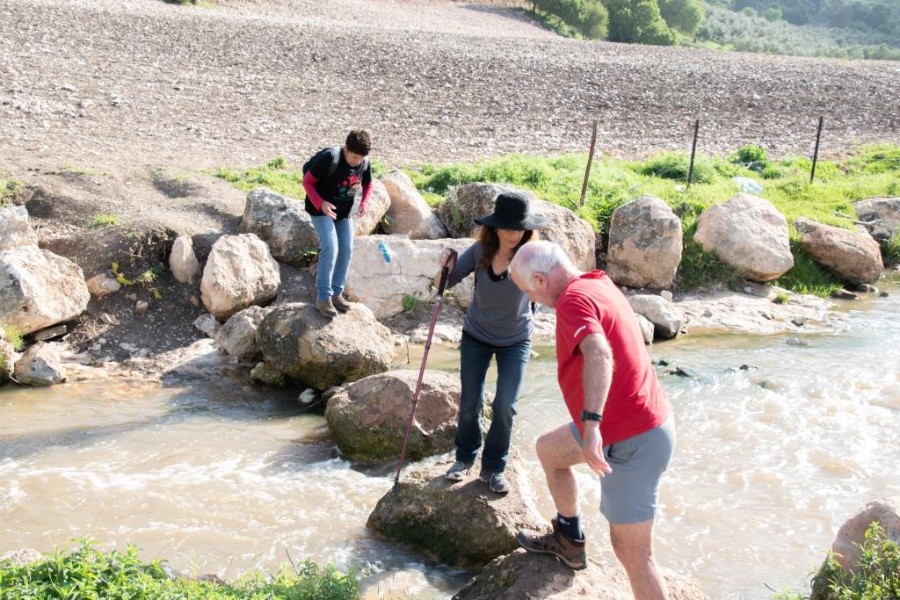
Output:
(3, 0), (898, 174)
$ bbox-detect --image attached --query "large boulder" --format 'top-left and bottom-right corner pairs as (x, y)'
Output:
(346, 235), (474, 319)
(0, 246), (90, 335)
(325, 370), (460, 463)
(256, 301), (394, 389)
(436, 184), (595, 271)
(831, 497), (900, 573)
(354, 179), (391, 236)
(13, 341), (66, 386)
(853, 197), (900, 244)
(437, 182), (505, 239)
(454, 549), (707, 599)
(607, 195), (682, 290)
(169, 235), (201, 285)
(215, 305), (272, 360)
(627, 294), (683, 340)
(794, 217), (883, 285)
(367, 452), (545, 567)
(0, 329), (16, 385)
(380, 170), (447, 239)
(0, 205), (38, 251)
(694, 193), (794, 282)
(239, 188), (318, 266)
(200, 233), (280, 320)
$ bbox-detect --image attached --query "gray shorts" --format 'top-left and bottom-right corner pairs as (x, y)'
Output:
(569, 416), (675, 525)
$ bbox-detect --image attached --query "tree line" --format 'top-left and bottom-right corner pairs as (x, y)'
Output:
(527, 0), (898, 59)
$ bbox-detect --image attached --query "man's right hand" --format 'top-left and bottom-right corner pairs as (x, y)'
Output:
(321, 202), (337, 219)
(581, 424), (613, 477)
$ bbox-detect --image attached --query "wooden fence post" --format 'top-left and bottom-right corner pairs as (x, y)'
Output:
(687, 119), (700, 188)
(810, 116), (824, 184)
(579, 119), (598, 207)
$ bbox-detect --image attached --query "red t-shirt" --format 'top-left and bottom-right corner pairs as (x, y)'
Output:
(556, 271), (670, 445)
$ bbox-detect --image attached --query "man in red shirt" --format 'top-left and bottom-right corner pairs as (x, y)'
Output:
(509, 240), (675, 600)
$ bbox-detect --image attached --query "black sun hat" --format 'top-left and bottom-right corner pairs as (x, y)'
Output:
(474, 192), (547, 231)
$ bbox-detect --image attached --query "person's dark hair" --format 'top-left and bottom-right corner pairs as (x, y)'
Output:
(477, 227), (537, 269)
(345, 130), (371, 156)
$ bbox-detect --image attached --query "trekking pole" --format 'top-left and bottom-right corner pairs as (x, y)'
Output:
(393, 249), (458, 486)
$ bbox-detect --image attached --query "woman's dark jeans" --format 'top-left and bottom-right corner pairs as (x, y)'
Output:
(455, 331), (531, 474)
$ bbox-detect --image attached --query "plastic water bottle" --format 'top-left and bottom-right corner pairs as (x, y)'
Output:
(377, 242), (391, 264)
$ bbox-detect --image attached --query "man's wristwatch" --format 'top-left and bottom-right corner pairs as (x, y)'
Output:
(580, 410), (602, 423)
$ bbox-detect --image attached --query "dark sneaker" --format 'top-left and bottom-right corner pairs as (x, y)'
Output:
(517, 519), (587, 570)
(332, 294), (352, 313)
(316, 299), (338, 318)
(444, 460), (474, 481)
(479, 468), (511, 494)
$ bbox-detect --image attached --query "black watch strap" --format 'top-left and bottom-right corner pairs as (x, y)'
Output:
(580, 410), (602, 423)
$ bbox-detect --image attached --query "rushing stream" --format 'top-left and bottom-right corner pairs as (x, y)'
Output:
(1, 278), (898, 599)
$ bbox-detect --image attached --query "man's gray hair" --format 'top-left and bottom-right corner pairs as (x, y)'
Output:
(510, 240), (578, 290)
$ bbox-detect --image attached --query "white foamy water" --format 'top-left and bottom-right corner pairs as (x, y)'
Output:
(1, 280), (897, 598)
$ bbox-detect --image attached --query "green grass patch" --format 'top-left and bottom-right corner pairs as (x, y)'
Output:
(0, 323), (24, 376)
(1, 179), (24, 206)
(402, 294), (420, 312)
(89, 213), (119, 228)
(403, 143), (899, 295)
(214, 155), (387, 199)
(217, 144), (899, 296)
(0, 539), (359, 600)
(1, 324), (25, 352)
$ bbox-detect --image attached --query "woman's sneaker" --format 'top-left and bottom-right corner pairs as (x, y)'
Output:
(516, 519), (587, 570)
(316, 299), (338, 318)
(479, 469), (511, 494)
(331, 294), (352, 313)
(444, 460), (474, 481)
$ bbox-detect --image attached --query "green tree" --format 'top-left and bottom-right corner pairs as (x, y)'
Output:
(658, 0), (705, 34)
(763, 5), (783, 21)
(578, 0), (610, 38)
(605, 0), (677, 44)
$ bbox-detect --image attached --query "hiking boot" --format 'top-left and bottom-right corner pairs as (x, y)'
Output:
(331, 294), (352, 313)
(479, 468), (511, 494)
(444, 460), (474, 481)
(316, 299), (339, 318)
(517, 519), (587, 570)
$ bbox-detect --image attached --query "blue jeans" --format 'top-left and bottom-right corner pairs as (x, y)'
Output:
(456, 331), (531, 474)
(311, 215), (353, 301)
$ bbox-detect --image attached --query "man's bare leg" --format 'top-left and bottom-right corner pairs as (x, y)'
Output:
(534, 424), (585, 517)
(610, 520), (668, 600)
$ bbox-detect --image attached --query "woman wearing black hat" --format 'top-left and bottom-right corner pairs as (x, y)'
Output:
(435, 191), (547, 494)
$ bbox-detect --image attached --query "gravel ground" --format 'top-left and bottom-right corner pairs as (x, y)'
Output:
(2, 0), (898, 175)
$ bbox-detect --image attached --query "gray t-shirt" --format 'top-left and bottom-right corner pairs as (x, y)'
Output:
(446, 243), (533, 346)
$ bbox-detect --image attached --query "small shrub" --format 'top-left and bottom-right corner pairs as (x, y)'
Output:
(1, 179), (24, 206)
(637, 152), (715, 184)
(882, 233), (900, 267)
(266, 156), (287, 169)
(402, 295), (420, 312)
(730, 144), (770, 173)
(803, 522), (900, 600)
(89, 213), (118, 228)
(2, 325), (25, 351)
(772, 292), (790, 304)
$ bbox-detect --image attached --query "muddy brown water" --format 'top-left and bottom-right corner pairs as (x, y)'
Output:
(1, 280), (898, 598)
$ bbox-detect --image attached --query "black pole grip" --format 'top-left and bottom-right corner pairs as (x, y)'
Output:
(436, 249), (458, 297)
